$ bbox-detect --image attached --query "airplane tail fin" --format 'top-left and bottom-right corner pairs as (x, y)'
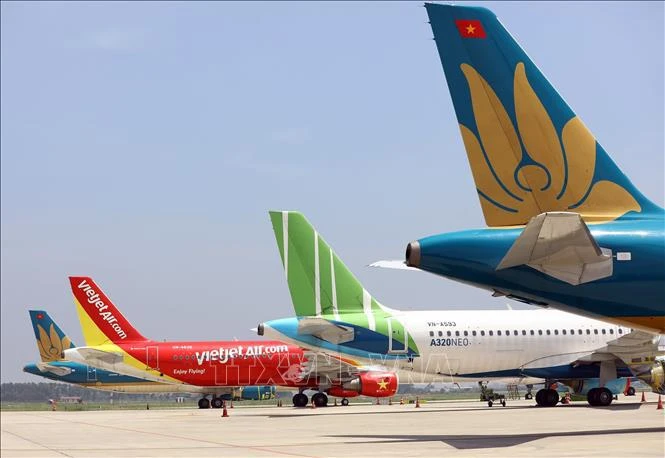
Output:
(29, 310), (76, 362)
(269, 211), (387, 328)
(69, 276), (147, 345)
(425, 3), (661, 226)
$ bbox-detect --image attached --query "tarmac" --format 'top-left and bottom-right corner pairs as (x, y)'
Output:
(2, 397), (664, 457)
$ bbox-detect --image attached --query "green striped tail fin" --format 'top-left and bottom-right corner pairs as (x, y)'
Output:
(269, 211), (384, 328)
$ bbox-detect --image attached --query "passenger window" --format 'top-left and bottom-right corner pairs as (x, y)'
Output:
(578, 330), (583, 335)
(530, 330), (534, 336)
(522, 330), (526, 336)
(562, 330), (567, 335)
(506, 330), (510, 336)
(429, 331), (434, 337)
(455, 331), (460, 337)
(173, 355), (178, 361)
(447, 331), (452, 337)
(609, 329), (614, 334)
(185, 355), (190, 360)
(538, 330), (543, 335)
(586, 329), (591, 335)
(472, 331), (477, 336)
(554, 330), (559, 335)
(618, 328), (623, 335)
(463, 331), (468, 337)
(594, 329), (599, 335)
(601, 329), (606, 335)
(513, 330), (518, 336)
(570, 329), (575, 335)
(489, 331), (494, 336)
(480, 330), (485, 336)
(179, 355), (184, 360)
(497, 331), (502, 336)
(546, 330), (551, 335)
(438, 331), (443, 337)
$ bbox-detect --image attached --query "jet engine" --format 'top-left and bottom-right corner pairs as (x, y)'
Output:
(328, 371), (398, 398)
(638, 359), (665, 394)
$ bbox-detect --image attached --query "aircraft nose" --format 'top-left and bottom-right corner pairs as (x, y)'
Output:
(405, 241), (421, 267)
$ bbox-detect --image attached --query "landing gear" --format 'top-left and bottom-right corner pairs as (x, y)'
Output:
(312, 392), (328, 407)
(587, 387), (613, 406)
(525, 384), (533, 400)
(292, 393), (309, 407)
(341, 398), (349, 406)
(211, 397), (224, 409)
(626, 387), (636, 396)
(535, 389), (559, 407)
(198, 398), (210, 409)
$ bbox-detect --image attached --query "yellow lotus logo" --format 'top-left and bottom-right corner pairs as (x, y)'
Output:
(458, 62), (640, 227)
(37, 324), (71, 362)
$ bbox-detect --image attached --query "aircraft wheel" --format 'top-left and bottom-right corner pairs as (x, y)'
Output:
(341, 398), (349, 406)
(292, 393), (308, 408)
(211, 398), (223, 409)
(535, 389), (546, 406)
(501, 399), (506, 407)
(198, 398), (210, 409)
(487, 400), (493, 407)
(597, 387), (613, 406)
(587, 388), (599, 406)
(626, 387), (636, 396)
(312, 392), (328, 407)
(525, 393), (532, 400)
(544, 389), (559, 407)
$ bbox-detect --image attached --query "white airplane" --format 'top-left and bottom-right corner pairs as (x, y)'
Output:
(258, 211), (665, 407)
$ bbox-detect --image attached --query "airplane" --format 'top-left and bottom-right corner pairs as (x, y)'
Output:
(258, 211), (665, 407)
(62, 276), (398, 407)
(24, 310), (275, 405)
(372, 3), (664, 334)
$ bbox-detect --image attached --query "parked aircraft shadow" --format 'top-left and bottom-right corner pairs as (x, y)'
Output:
(269, 401), (648, 418)
(327, 427), (665, 450)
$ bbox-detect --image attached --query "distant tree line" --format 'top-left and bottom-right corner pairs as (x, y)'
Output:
(1, 382), (191, 403)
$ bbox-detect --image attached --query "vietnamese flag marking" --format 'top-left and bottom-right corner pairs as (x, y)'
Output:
(455, 19), (486, 39)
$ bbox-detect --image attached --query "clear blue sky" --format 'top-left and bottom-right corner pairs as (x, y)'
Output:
(2, 2), (663, 382)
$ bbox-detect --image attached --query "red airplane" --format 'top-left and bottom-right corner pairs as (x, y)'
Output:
(62, 276), (397, 408)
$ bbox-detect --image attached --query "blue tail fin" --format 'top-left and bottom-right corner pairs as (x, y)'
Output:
(425, 3), (661, 226)
(29, 310), (76, 362)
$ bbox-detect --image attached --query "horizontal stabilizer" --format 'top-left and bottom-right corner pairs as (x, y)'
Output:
(368, 260), (421, 272)
(496, 212), (612, 285)
(36, 362), (73, 377)
(76, 347), (124, 365)
(298, 317), (354, 345)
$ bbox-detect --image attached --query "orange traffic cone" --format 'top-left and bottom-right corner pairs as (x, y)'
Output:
(415, 396), (420, 408)
(657, 395), (663, 410)
(222, 401), (229, 417)
(641, 391), (647, 403)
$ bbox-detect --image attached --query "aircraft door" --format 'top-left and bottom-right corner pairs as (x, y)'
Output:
(146, 346), (159, 371)
(387, 318), (408, 354)
(87, 365), (97, 381)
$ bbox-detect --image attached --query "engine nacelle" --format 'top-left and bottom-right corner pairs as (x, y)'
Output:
(638, 360), (665, 394)
(330, 371), (398, 398)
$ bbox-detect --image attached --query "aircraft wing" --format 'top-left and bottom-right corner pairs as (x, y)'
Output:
(577, 330), (665, 365)
(368, 260), (421, 272)
(298, 351), (361, 384)
(297, 317), (355, 345)
(496, 212), (613, 285)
